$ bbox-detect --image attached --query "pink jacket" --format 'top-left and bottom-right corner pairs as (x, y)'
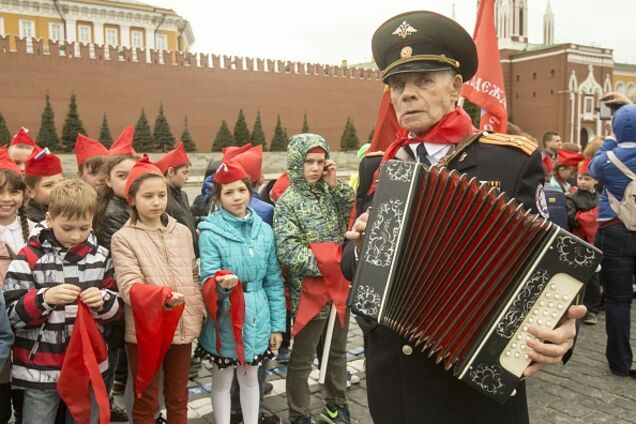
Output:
(111, 216), (205, 345)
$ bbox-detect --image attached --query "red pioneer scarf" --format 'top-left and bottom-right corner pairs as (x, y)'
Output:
(292, 242), (349, 337)
(130, 284), (184, 398)
(58, 302), (110, 424)
(381, 106), (476, 162)
(573, 208), (599, 244)
(202, 270), (246, 366)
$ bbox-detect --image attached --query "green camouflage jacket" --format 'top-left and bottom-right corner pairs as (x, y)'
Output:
(273, 134), (354, 319)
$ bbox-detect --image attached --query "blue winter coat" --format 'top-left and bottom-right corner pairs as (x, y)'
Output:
(197, 207), (286, 362)
(590, 138), (636, 220)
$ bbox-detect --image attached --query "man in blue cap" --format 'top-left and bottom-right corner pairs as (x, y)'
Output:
(342, 10), (586, 423)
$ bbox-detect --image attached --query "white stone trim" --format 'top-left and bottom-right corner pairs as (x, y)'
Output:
(500, 47), (612, 65)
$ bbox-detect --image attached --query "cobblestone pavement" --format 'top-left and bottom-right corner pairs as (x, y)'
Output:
(114, 303), (636, 424)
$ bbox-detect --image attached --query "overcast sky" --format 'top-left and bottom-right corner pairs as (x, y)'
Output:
(149, 1), (636, 66)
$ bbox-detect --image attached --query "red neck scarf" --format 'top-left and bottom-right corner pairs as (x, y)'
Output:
(58, 302), (110, 424)
(382, 106), (476, 162)
(130, 284), (185, 398)
(292, 242), (349, 337)
(202, 270), (246, 366)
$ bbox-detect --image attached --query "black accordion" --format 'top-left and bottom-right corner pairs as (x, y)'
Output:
(348, 160), (602, 403)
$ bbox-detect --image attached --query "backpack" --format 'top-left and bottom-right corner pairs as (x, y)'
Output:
(606, 151), (636, 230)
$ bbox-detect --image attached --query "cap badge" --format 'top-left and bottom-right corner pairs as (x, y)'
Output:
(400, 46), (413, 58)
(392, 21), (417, 39)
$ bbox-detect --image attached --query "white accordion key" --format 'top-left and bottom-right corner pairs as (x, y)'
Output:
(499, 273), (583, 377)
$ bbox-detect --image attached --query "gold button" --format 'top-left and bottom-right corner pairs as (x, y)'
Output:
(402, 344), (413, 355)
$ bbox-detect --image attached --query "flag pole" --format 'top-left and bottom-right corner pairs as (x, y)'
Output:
(319, 305), (338, 384)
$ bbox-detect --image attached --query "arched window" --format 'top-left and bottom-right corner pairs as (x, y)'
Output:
(615, 81), (625, 94)
(627, 83), (636, 102)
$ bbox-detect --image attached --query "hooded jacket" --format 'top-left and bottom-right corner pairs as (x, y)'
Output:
(197, 207), (285, 361)
(273, 134), (354, 319)
(110, 215), (205, 345)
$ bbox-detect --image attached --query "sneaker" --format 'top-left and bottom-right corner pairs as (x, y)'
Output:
(259, 414), (283, 424)
(582, 312), (598, 325)
(230, 412), (243, 424)
(112, 379), (126, 395)
(110, 406), (128, 422)
(276, 347), (290, 363)
(263, 381), (274, 395)
(346, 371), (360, 388)
(318, 403), (350, 424)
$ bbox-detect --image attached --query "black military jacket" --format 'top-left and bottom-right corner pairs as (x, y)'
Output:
(342, 133), (544, 424)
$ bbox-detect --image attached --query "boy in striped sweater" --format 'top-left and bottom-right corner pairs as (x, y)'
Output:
(3, 180), (122, 423)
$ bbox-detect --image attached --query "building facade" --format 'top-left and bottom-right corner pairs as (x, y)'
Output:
(0, 0), (193, 52)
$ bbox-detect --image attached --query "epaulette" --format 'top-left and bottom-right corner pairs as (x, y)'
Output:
(478, 132), (537, 156)
(364, 150), (384, 157)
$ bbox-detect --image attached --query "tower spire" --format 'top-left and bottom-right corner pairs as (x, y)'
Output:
(543, 0), (554, 45)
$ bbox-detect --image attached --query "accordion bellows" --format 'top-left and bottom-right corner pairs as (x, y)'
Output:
(349, 161), (602, 403)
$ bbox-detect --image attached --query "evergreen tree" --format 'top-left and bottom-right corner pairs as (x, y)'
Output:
(133, 109), (154, 153)
(250, 111), (266, 148)
(99, 114), (113, 148)
(340, 117), (360, 151)
(269, 115), (287, 152)
(181, 116), (197, 152)
(211, 120), (235, 152)
(233, 109), (250, 146)
(153, 104), (176, 152)
(37, 94), (59, 151)
(60, 93), (86, 152)
(0, 113), (9, 146)
(301, 112), (310, 133)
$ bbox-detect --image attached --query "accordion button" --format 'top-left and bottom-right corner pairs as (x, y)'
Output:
(550, 284), (556, 290)
(537, 319), (543, 325)
(512, 343), (518, 348)
(552, 313), (558, 318)
(548, 302), (554, 308)
(523, 326), (528, 332)
(545, 292), (552, 298)
(401, 345), (413, 355)
(505, 350), (511, 356)
(563, 295), (569, 301)
(557, 304), (563, 309)
(539, 301), (545, 306)
(554, 294), (561, 300)
(547, 320), (552, 326)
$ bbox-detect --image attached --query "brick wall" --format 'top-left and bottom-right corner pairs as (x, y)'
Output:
(0, 36), (385, 152)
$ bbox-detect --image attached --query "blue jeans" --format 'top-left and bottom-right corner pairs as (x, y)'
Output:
(22, 388), (98, 424)
(596, 222), (636, 374)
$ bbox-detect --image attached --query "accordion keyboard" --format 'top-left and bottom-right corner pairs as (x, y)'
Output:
(499, 273), (583, 377)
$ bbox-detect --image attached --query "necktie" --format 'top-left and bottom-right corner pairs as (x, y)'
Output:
(416, 143), (431, 166)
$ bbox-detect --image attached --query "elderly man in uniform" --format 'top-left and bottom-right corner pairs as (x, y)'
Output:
(341, 11), (586, 424)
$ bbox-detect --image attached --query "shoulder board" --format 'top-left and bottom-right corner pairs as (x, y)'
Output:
(364, 150), (384, 157)
(478, 132), (537, 156)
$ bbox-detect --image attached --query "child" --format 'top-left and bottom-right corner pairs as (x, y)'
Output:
(3, 179), (122, 424)
(110, 156), (205, 423)
(0, 154), (31, 424)
(566, 158), (602, 325)
(8, 128), (38, 173)
(198, 161), (285, 424)
(154, 141), (197, 253)
(91, 127), (137, 421)
(273, 134), (354, 424)
(23, 149), (64, 223)
(75, 134), (109, 192)
(548, 148), (583, 193)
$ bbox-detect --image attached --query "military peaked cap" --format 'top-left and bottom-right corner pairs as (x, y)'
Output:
(372, 10), (478, 82)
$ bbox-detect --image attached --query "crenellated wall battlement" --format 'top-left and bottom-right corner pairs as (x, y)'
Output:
(2, 35), (382, 80)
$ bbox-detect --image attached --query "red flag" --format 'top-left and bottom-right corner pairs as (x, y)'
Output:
(58, 302), (110, 424)
(368, 86), (401, 153)
(130, 284), (184, 398)
(462, 0), (508, 133)
(292, 243), (349, 337)
(201, 270), (246, 366)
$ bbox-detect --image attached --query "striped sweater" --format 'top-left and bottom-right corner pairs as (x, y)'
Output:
(3, 226), (122, 390)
